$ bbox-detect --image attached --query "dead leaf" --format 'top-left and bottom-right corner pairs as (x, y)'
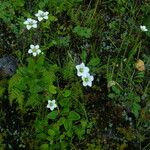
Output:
(135, 59), (145, 71)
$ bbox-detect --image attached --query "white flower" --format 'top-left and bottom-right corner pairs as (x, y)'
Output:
(76, 63), (89, 77)
(47, 100), (57, 111)
(35, 10), (49, 22)
(140, 25), (148, 32)
(24, 18), (37, 30)
(28, 44), (41, 56)
(82, 73), (94, 87)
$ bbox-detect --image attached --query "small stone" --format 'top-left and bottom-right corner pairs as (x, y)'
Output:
(0, 55), (17, 79)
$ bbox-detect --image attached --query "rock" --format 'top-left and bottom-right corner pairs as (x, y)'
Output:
(0, 55), (17, 79)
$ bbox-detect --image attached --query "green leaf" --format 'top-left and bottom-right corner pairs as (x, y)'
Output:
(11, 0), (25, 8)
(40, 144), (49, 150)
(49, 15), (58, 22)
(61, 107), (70, 114)
(63, 90), (71, 97)
(75, 127), (85, 138)
(112, 86), (121, 95)
(59, 98), (70, 107)
(81, 120), (87, 128)
(132, 102), (141, 118)
(88, 57), (100, 67)
(37, 133), (47, 140)
(60, 141), (68, 149)
(36, 55), (45, 68)
(66, 130), (73, 137)
(64, 118), (72, 131)
(108, 93), (116, 99)
(47, 111), (58, 120)
(49, 85), (57, 94)
(68, 111), (80, 121)
(58, 117), (65, 126)
(73, 26), (92, 38)
(0, 86), (5, 97)
(48, 129), (55, 137)
(27, 58), (36, 73)
(81, 49), (87, 63)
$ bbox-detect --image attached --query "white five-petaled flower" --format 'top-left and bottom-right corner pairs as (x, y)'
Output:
(47, 100), (57, 111)
(82, 73), (94, 87)
(28, 44), (41, 56)
(140, 25), (148, 32)
(24, 18), (37, 30)
(76, 63), (89, 77)
(35, 10), (49, 22)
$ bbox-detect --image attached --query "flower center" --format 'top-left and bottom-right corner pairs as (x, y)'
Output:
(79, 68), (83, 73)
(49, 102), (53, 107)
(84, 77), (89, 82)
(32, 48), (37, 52)
(40, 13), (45, 17)
(29, 21), (34, 25)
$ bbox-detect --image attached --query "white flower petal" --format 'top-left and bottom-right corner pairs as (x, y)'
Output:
(28, 49), (32, 54)
(26, 25), (32, 30)
(33, 52), (37, 57)
(47, 104), (50, 108)
(33, 20), (37, 23)
(35, 13), (39, 17)
(81, 72), (88, 77)
(82, 72), (90, 78)
(30, 45), (35, 49)
(45, 11), (49, 15)
(35, 45), (39, 49)
(52, 100), (56, 103)
(84, 67), (89, 73)
(53, 104), (57, 108)
(77, 72), (82, 77)
(50, 106), (55, 111)
(38, 17), (43, 21)
(140, 25), (148, 32)
(43, 16), (48, 20)
(27, 18), (32, 22)
(83, 81), (87, 86)
(37, 49), (41, 54)
(48, 100), (51, 104)
(87, 81), (92, 87)
(24, 20), (29, 25)
(89, 75), (94, 81)
(32, 24), (37, 28)
(76, 65), (80, 70)
(38, 10), (43, 15)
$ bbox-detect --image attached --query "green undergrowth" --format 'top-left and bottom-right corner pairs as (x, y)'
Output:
(0, 0), (150, 149)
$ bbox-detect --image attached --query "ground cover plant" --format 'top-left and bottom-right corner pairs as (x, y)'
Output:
(0, 0), (150, 149)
